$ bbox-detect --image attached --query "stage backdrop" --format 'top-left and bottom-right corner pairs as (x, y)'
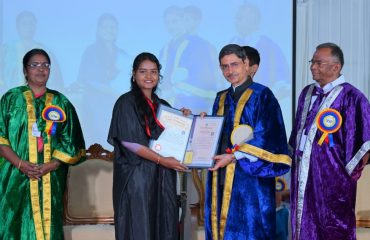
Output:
(0, 0), (293, 150)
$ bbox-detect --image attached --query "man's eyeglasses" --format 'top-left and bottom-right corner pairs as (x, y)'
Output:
(220, 61), (243, 72)
(27, 62), (51, 69)
(309, 60), (338, 67)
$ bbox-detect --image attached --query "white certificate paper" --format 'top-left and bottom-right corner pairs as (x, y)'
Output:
(150, 104), (224, 168)
(183, 116), (224, 168)
(149, 105), (193, 162)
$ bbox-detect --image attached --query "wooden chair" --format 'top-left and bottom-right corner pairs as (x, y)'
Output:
(63, 144), (115, 239)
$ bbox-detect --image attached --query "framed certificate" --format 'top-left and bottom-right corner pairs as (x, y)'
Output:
(149, 104), (224, 168)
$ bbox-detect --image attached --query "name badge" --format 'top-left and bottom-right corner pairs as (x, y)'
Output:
(32, 122), (41, 137)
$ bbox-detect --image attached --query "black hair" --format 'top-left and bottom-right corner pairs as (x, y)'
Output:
(316, 42), (344, 69)
(23, 48), (51, 82)
(218, 44), (246, 64)
(242, 46), (260, 66)
(130, 52), (163, 138)
(23, 48), (51, 69)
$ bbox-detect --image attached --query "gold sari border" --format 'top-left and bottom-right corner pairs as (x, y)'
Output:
(43, 142), (52, 240)
(24, 90), (44, 240)
(42, 173), (51, 240)
(0, 137), (10, 146)
(42, 92), (54, 240)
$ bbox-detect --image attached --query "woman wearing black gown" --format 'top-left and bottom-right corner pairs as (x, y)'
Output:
(108, 52), (189, 240)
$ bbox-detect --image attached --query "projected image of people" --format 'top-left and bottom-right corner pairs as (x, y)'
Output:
(0, 11), (64, 95)
(230, 3), (291, 129)
(160, 5), (220, 113)
(72, 13), (132, 144)
(231, 3), (290, 87)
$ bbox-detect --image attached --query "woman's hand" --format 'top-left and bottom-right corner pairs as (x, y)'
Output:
(199, 112), (207, 118)
(180, 107), (192, 116)
(18, 160), (42, 180)
(160, 156), (188, 172)
(209, 154), (234, 171)
(38, 160), (61, 177)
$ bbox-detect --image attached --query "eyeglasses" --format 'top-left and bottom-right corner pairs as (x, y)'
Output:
(220, 61), (243, 72)
(27, 62), (51, 69)
(309, 60), (338, 67)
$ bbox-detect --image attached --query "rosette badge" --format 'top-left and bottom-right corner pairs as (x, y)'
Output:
(316, 108), (342, 146)
(42, 105), (66, 135)
(275, 177), (287, 192)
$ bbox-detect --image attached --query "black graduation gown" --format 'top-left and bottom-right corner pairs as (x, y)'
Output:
(108, 91), (178, 240)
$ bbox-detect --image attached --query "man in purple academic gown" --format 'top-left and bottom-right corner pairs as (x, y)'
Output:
(289, 42), (370, 240)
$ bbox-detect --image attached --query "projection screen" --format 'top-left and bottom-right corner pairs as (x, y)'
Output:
(0, 0), (293, 150)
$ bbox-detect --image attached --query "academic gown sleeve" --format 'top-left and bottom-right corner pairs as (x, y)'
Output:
(50, 93), (86, 165)
(235, 87), (291, 177)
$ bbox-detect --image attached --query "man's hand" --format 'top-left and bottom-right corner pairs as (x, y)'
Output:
(209, 154), (234, 171)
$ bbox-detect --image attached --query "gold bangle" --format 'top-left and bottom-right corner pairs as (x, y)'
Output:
(17, 160), (22, 169)
(157, 156), (161, 165)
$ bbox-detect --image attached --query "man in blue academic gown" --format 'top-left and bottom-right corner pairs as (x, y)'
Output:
(204, 44), (291, 239)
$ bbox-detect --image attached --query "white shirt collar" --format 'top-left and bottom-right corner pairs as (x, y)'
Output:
(315, 75), (346, 94)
